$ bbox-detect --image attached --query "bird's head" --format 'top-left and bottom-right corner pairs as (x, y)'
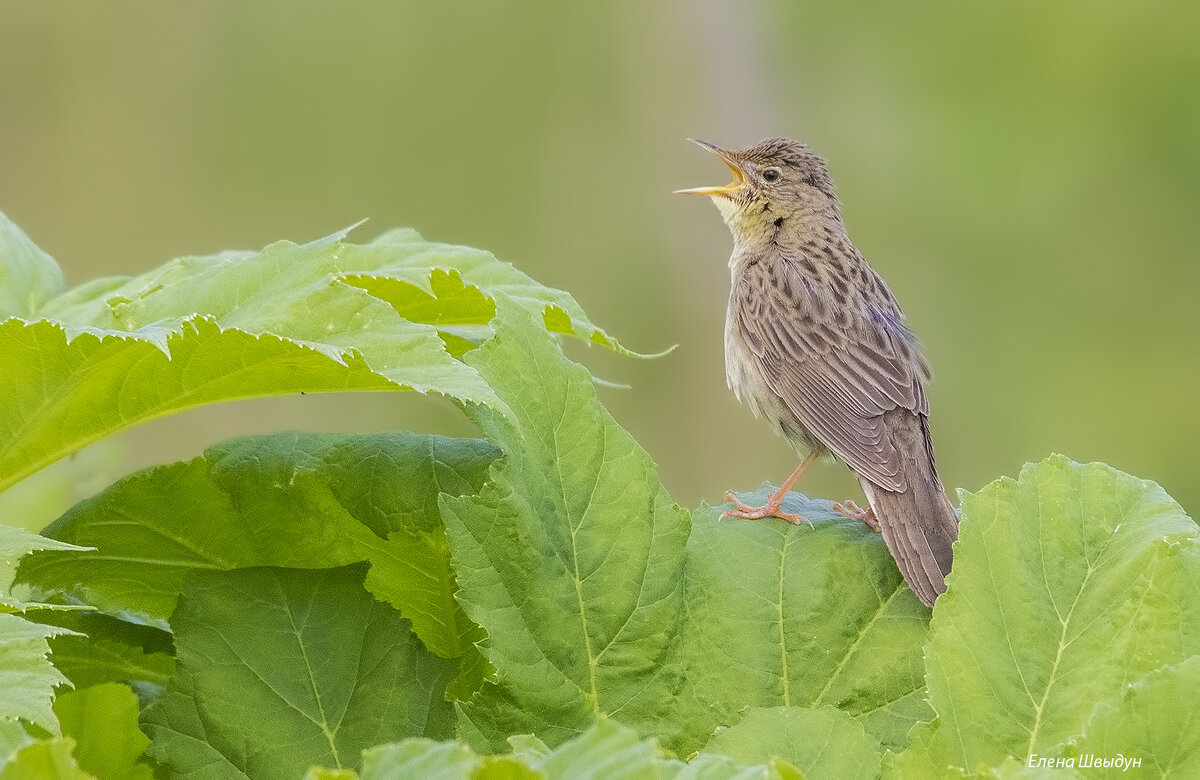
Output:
(675, 137), (840, 239)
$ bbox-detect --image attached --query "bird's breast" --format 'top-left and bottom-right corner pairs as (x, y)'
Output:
(723, 254), (835, 454)
(724, 294), (816, 450)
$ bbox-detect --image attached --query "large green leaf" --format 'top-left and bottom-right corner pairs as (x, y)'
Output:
(142, 564), (458, 779)
(682, 495), (932, 752)
(53, 683), (153, 780)
(0, 218), (639, 493)
(20, 431), (496, 669)
(440, 304), (690, 752)
(891, 456), (1200, 775)
(0, 302), (495, 494)
(701, 706), (881, 780)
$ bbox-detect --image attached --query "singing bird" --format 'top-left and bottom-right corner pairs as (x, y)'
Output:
(677, 137), (958, 605)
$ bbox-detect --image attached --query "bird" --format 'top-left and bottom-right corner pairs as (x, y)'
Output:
(676, 137), (958, 606)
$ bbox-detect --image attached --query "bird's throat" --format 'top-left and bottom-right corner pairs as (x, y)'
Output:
(710, 194), (741, 228)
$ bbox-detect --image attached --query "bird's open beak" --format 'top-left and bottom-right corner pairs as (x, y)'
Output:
(674, 139), (747, 198)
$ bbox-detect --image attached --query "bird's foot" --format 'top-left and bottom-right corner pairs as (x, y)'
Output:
(833, 500), (880, 532)
(722, 491), (811, 527)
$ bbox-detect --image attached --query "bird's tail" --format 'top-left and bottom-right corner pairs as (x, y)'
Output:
(862, 409), (959, 606)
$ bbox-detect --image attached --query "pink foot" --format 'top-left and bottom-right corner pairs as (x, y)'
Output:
(722, 491), (811, 527)
(833, 500), (880, 532)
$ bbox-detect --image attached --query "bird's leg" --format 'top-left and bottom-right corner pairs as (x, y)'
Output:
(722, 451), (817, 527)
(833, 499), (881, 532)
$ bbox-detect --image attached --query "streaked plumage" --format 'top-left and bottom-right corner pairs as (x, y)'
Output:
(678, 137), (958, 605)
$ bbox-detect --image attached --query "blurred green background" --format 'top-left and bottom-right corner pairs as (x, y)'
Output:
(2, 2), (1197, 515)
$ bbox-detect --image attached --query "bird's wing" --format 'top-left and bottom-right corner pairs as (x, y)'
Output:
(735, 259), (930, 492)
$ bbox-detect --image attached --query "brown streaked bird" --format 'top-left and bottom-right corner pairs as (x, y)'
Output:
(676, 137), (958, 606)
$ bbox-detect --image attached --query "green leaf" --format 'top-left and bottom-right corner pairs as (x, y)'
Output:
(49, 636), (174, 692)
(662, 754), (778, 780)
(19, 448), (370, 626)
(0, 314), (481, 495)
(0, 719), (33, 764)
(0, 311), (494, 495)
(305, 770), (358, 780)
(0, 212), (63, 319)
(0, 737), (90, 780)
(336, 720), (799, 779)
(439, 304), (690, 751)
(1, 222), (640, 494)
(20, 432), (496, 664)
(536, 718), (662, 779)
(142, 564), (459, 779)
(522, 719), (779, 779)
(0, 524), (90, 613)
(53, 683), (152, 780)
(306, 432), (498, 661)
(21, 610), (174, 692)
(359, 739), (483, 780)
(48, 629), (172, 693)
(0, 613), (76, 734)
(895, 456), (1200, 774)
(1067, 655), (1200, 776)
(506, 734), (551, 760)
(305, 769), (359, 780)
(702, 706), (881, 780)
(681, 496), (932, 752)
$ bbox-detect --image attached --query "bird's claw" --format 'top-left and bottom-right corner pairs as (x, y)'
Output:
(722, 491), (758, 513)
(833, 500), (880, 532)
(721, 492), (812, 527)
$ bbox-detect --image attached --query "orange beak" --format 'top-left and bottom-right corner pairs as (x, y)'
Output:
(674, 139), (747, 198)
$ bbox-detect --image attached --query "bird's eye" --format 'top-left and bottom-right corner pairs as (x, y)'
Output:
(762, 168), (781, 182)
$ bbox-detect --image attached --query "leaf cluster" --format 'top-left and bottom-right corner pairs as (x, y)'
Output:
(0, 213), (1196, 778)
